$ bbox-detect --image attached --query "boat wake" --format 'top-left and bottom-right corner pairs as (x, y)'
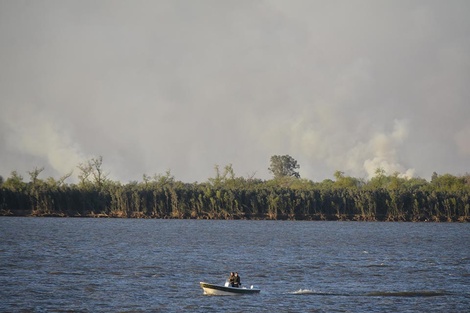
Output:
(289, 289), (325, 295)
(287, 289), (449, 298)
(365, 291), (449, 297)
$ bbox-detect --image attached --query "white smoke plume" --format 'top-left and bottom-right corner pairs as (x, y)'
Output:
(0, 1), (469, 183)
(2, 105), (87, 179)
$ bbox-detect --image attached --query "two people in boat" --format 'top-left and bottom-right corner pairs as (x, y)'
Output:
(228, 272), (241, 287)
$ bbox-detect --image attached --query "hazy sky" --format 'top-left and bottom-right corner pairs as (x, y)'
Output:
(1, 0), (469, 183)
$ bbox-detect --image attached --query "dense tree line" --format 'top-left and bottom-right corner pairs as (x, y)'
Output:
(0, 158), (469, 221)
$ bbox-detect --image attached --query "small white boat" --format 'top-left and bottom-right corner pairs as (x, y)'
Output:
(200, 281), (261, 295)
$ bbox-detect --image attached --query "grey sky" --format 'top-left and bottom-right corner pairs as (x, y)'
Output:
(1, 0), (469, 183)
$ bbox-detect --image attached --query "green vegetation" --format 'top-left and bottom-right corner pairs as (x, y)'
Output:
(0, 156), (469, 221)
(268, 155), (300, 179)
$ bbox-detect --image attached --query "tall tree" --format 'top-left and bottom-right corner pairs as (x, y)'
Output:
(3, 171), (26, 191)
(28, 167), (44, 186)
(268, 155), (300, 179)
(77, 156), (109, 187)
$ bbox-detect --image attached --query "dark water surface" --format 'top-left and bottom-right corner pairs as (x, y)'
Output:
(0, 217), (469, 312)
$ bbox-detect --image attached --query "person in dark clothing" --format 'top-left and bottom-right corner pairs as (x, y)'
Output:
(228, 272), (235, 287)
(233, 272), (241, 287)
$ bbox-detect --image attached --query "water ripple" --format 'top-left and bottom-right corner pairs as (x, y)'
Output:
(0, 218), (469, 312)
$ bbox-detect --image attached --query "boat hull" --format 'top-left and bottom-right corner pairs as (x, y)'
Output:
(200, 282), (260, 295)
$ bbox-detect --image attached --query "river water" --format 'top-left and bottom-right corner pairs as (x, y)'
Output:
(0, 217), (469, 312)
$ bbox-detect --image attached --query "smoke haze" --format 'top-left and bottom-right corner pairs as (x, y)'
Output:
(1, 0), (469, 183)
